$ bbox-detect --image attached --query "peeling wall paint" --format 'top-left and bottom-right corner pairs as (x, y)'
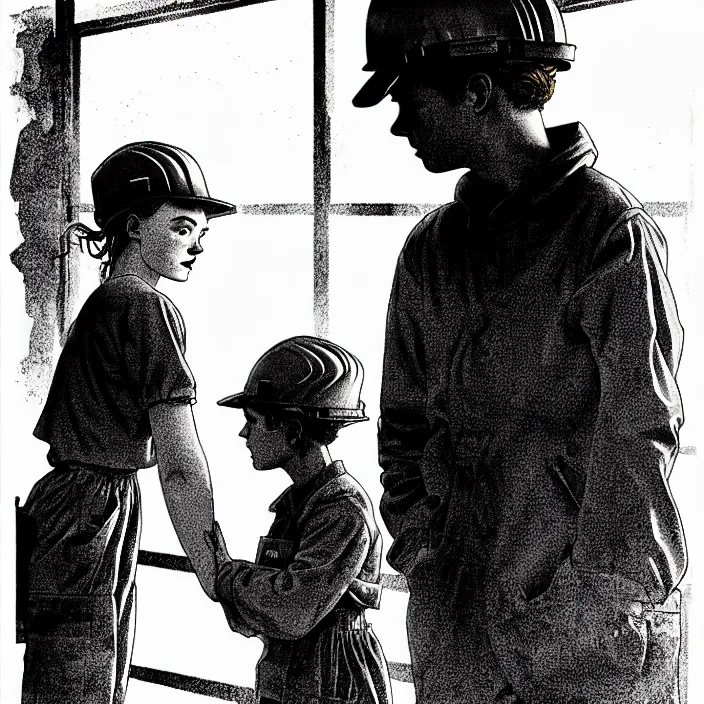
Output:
(9, 7), (65, 400)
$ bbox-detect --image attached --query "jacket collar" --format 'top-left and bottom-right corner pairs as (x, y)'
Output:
(454, 122), (598, 231)
(268, 460), (346, 516)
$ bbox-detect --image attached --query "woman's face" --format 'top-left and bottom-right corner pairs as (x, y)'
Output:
(132, 202), (209, 282)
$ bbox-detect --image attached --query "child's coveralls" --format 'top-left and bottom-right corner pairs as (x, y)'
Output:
(216, 461), (393, 704)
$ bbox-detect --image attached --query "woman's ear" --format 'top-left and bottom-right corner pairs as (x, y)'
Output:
(126, 214), (141, 241)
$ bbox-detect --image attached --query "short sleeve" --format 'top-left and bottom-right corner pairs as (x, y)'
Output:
(122, 291), (196, 410)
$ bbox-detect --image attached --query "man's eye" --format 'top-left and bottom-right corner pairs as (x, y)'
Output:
(177, 227), (191, 237)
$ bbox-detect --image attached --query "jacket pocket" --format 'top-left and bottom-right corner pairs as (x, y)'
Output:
(491, 559), (650, 700)
(385, 498), (436, 576)
(549, 455), (583, 509)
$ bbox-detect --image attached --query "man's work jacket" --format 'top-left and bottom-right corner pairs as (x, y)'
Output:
(378, 122), (686, 619)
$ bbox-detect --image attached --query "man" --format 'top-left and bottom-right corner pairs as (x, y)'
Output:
(354, 1), (686, 702)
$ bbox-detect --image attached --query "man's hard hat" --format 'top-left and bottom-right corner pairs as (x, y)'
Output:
(218, 336), (369, 423)
(91, 141), (237, 228)
(353, 0), (575, 108)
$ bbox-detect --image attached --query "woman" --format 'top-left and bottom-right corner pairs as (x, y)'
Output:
(19, 142), (236, 704)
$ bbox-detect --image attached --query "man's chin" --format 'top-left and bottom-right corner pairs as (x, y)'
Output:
(418, 153), (455, 174)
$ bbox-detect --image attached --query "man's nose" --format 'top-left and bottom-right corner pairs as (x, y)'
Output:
(390, 110), (409, 138)
(239, 423), (249, 439)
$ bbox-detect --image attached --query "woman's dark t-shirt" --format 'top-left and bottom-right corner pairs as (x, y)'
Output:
(34, 275), (196, 470)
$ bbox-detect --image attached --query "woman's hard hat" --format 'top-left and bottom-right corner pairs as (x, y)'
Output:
(91, 141), (237, 228)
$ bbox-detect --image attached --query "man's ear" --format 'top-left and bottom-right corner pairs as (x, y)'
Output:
(126, 214), (141, 241)
(466, 72), (493, 114)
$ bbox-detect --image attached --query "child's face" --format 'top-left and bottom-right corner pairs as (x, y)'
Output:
(132, 202), (208, 282)
(239, 407), (293, 471)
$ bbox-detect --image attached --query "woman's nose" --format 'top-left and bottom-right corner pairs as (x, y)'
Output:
(188, 238), (204, 255)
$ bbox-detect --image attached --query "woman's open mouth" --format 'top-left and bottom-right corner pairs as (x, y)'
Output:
(181, 257), (196, 270)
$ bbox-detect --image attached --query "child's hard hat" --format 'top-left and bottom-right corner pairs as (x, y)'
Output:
(353, 0), (575, 108)
(218, 336), (369, 423)
(91, 141), (237, 228)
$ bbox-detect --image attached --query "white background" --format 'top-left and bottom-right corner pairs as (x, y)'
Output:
(2, 0), (703, 701)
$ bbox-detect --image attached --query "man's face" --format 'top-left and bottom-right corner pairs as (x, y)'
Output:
(239, 407), (293, 472)
(135, 202), (209, 282)
(389, 76), (476, 173)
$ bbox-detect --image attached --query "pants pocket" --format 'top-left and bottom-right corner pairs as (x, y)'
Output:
(633, 591), (682, 704)
(492, 562), (650, 702)
(23, 597), (91, 703)
(23, 594), (119, 704)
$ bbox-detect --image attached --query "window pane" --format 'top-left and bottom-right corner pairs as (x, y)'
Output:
(80, 0), (312, 206)
(332, 0), (696, 205)
(328, 215), (415, 569)
(546, 0), (694, 204)
(131, 568), (262, 691)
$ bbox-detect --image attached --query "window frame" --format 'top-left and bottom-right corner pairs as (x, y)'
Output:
(57, 0), (654, 342)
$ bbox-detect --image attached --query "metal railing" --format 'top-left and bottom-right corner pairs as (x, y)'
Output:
(130, 549), (413, 700)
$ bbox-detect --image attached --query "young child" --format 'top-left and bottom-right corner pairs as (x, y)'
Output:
(208, 336), (393, 704)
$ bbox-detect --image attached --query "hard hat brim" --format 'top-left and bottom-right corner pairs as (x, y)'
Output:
(159, 195), (237, 219)
(217, 392), (247, 408)
(198, 197), (238, 219)
(353, 68), (400, 108)
(217, 393), (370, 423)
(97, 196), (237, 230)
(353, 39), (576, 109)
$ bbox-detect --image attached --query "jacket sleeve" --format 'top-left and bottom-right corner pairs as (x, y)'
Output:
(378, 238), (436, 575)
(570, 208), (686, 604)
(218, 602), (257, 638)
(215, 498), (370, 640)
